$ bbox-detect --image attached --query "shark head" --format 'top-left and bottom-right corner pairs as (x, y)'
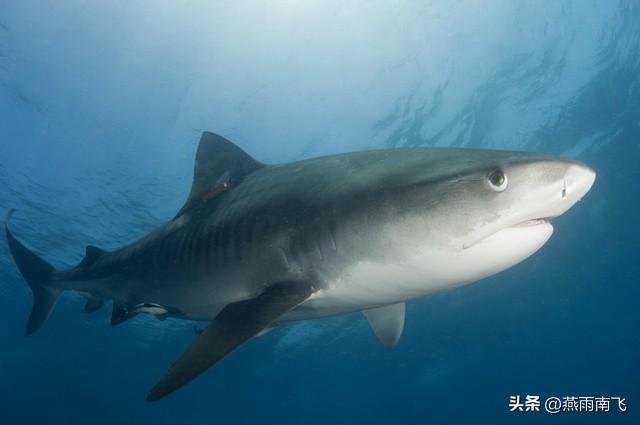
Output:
(330, 148), (596, 301)
(429, 154), (596, 285)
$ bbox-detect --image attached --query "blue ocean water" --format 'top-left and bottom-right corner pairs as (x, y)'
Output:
(0, 1), (638, 423)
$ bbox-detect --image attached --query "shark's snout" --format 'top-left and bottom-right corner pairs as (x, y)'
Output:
(563, 163), (596, 202)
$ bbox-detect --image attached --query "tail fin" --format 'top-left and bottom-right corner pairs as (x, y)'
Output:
(5, 209), (60, 335)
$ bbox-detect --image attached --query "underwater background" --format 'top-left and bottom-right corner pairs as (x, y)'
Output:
(0, 1), (638, 424)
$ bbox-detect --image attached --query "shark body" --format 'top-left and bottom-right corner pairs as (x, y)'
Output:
(5, 132), (595, 400)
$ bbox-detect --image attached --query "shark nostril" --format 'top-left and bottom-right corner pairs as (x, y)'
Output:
(562, 180), (567, 199)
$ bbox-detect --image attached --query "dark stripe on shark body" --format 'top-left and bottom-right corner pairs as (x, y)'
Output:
(186, 229), (195, 268)
(220, 225), (231, 269)
(198, 229), (210, 270)
(159, 237), (171, 267)
(328, 218), (338, 251)
(212, 225), (221, 269)
(169, 233), (180, 265)
(177, 227), (189, 265)
(242, 214), (255, 260)
(229, 219), (239, 263)
(185, 225), (198, 267)
(189, 231), (203, 270)
(231, 219), (243, 263)
(182, 227), (193, 267)
(303, 228), (320, 261)
(204, 226), (215, 271)
(314, 238), (324, 261)
(237, 217), (248, 262)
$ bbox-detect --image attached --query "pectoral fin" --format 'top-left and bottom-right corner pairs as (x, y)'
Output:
(362, 302), (405, 350)
(147, 281), (312, 401)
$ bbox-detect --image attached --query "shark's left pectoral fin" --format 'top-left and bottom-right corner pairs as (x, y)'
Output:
(147, 281), (313, 401)
(362, 302), (406, 350)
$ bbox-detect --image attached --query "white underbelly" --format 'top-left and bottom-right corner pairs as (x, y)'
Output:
(285, 222), (553, 321)
(285, 256), (447, 320)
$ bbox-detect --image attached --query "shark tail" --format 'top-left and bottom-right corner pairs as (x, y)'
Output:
(5, 209), (60, 335)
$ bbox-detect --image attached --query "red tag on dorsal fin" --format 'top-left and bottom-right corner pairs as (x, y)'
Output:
(201, 181), (230, 204)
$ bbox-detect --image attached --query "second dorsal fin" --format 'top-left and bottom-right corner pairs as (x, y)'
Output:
(78, 245), (107, 268)
(175, 132), (264, 218)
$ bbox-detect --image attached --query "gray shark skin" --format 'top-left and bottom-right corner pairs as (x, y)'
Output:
(5, 132), (596, 401)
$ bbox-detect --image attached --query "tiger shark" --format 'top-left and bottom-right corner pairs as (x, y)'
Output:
(5, 132), (595, 401)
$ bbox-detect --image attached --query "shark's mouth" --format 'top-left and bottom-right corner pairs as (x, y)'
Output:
(509, 217), (551, 228)
(486, 217), (554, 243)
(464, 217), (553, 250)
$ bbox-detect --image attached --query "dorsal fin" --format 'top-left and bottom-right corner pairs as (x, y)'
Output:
(175, 132), (264, 218)
(78, 245), (107, 268)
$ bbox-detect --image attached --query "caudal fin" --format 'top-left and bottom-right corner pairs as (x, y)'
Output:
(5, 209), (60, 335)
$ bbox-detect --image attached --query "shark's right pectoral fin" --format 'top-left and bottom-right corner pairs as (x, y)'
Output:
(363, 302), (406, 350)
(147, 281), (313, 402)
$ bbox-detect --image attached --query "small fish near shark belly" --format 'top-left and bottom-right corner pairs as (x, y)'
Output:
(111, 302), (182, 325)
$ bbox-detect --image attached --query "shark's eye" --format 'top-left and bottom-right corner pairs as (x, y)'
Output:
(488, 170), (508, 191)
